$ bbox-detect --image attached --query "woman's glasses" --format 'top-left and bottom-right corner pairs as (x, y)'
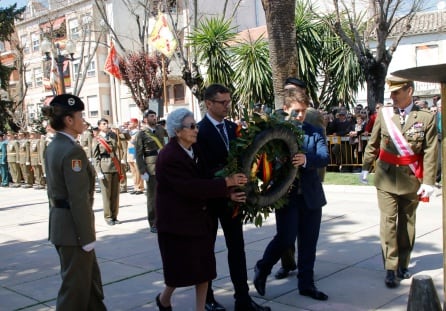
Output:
(183, 123), (199, 130)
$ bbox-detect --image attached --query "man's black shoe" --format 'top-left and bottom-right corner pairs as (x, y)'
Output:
(253, 264), (267, 296)
(397, 267), (411, 279)
(205, 299), (226, 311)
(234, 299), (271, 311)
(385, 270), (398, 288)
(105, 219), (114, 226)
(274, 267), (291, 279)
(112, 219), (121, 225)
(299, 286), (328, 301)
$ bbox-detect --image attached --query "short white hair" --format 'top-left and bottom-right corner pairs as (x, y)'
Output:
(166, 108), (194, 137)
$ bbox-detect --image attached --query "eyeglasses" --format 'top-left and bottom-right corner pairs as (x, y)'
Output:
(211, 99), (232, 106)
(182, 123), (199, 130)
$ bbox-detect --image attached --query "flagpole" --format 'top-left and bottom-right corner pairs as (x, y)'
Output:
(162, 54), (168, 115)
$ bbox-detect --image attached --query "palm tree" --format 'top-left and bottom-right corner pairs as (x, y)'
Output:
(232, 36), (273, 116)
(186, 17), (236, 91)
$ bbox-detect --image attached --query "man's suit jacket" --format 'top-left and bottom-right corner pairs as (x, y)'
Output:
(155, 139), (228, 236)
(297, 122), (329, 209)
(197, 116), (237, 178)
(363, 105), (438, 195)
(45, 133), (96, 246)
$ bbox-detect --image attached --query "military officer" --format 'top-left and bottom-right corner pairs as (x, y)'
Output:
(41, 94), (106, 311)
(135, 109), (166, 232)
(361, 76), (438, 288)
(0, 132), (9, 187)
(92, 118), (122, 226)
(80, 122), (94, 160)
(6, 132), (22, 187)
(111, 125), (130, 193)
(29, 130), (45, 189)
(17, 131), (34, 188)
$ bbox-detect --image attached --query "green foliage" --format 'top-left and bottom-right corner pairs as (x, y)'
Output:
(216, 112), (304, 227)
(186, 17), (236, 90)
(231, 36), (273, 115)
(0, 4), (25, 42)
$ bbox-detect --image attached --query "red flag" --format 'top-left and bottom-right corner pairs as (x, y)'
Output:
(104, 42), (122, 80)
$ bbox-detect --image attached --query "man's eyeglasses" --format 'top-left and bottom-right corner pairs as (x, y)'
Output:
(211, 99), (231, 106)
(183, 123), (199, 130)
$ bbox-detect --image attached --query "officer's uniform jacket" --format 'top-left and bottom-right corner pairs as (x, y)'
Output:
(7, 139), (19, 163)
(18, 138), (30, 165)
(30, 138), (41, 166)
(80, 130), (93, 159)
(45, 132), (96, 246)
(363, 104), (438, 195)
(135, 125), (165, 176)
(92, 131), (120, 174)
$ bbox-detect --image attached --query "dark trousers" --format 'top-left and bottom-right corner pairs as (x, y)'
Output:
(55, 246), (106, 311)
(0, 163), (9, 185)
(257, 192), (322, 290)
(207, 200), (250, 304)
(146, 174), (157, 228)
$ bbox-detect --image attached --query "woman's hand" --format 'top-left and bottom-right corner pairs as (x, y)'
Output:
(292, 153), (306, 168)
(225, 173), (248, 187)
(229, 190), (247, 203)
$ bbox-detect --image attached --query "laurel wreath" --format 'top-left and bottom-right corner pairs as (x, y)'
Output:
(215, 112), (304, 227)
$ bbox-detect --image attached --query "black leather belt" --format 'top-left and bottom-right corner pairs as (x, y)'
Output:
(50, 199), (70, 209)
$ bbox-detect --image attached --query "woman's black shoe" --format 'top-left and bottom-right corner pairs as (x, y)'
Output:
(156, 293), (172, 311)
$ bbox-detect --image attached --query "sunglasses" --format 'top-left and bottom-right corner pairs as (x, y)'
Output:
(183, 123), (199, 130)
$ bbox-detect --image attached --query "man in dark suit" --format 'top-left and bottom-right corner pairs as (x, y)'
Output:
(197, 84), (270, 311)
(253, 87), (329, 301)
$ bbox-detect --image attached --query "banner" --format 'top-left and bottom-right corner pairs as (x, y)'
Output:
(104, 42), (122, 80)
(149, 14), (178, 58)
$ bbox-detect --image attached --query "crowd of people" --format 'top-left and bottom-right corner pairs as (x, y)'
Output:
(0, 77), (441, 310)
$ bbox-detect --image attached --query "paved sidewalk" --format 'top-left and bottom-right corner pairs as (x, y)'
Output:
(0, 179), (443, 311)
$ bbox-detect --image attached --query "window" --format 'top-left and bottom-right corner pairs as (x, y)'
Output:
(87, 95), (99, 118)
(86, 58), (96, 77)
(34, 68), (43, 87)
(69, 18), (79, 40)
(21, 35), (29, 54)
(25, 70), (32, 87)
(31, 33), (40, 52)
(73, 62), (80, 80)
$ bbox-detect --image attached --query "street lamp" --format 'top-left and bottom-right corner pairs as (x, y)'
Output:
(41, 38), (76, 94)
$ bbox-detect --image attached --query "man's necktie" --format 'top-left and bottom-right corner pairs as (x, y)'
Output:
(216, 123), (229, 148)
(400, 110), (406, 127)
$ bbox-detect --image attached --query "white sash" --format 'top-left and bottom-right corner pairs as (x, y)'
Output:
(381, 106), (417, 175)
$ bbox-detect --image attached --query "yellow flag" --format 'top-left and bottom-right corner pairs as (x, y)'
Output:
(149, 14), (178, 57)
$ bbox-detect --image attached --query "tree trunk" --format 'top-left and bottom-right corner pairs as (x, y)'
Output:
(262, 0), (297, 110)
(365, 60), (387, 109)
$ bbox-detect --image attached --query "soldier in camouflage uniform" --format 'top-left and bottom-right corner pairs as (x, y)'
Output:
(7, 132), (22, 187)
(30, 130), (45, 189)
(135, 109), (166, 232)
(17, 131), (33, 188)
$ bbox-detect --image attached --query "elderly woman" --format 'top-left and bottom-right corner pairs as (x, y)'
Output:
(41, 94), (106, 310)
(155, 108), (247, 311)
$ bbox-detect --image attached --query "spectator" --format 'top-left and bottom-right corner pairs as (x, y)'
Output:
(364, 102), (384, 135)
(348, 114), (366, 168)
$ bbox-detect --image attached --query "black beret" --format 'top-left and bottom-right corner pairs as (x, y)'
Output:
(285, 77), (307, 89)
(49, 94), (84, 111)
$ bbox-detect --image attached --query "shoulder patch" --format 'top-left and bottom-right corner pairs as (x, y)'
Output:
(72, 160), (82, 172)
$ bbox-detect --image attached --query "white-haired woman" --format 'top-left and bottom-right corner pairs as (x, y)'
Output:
(155, 108), (247, 311)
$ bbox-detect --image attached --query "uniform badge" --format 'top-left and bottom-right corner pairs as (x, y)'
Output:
(72, 160), (82, 172)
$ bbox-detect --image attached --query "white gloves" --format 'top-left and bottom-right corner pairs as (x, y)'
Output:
(359, 170), (369, 184)
(82, 241), (95, 252)
(417, 184), (434, 198)
(121, 159), (126, 164)
(142, 172), (149, 181)
(97, 173), (105, 180)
